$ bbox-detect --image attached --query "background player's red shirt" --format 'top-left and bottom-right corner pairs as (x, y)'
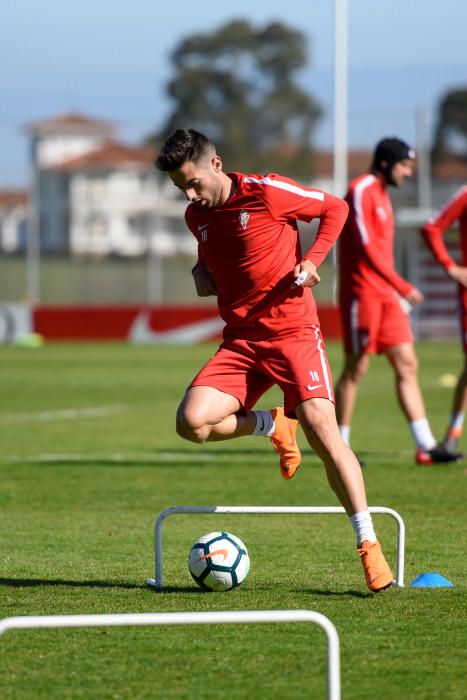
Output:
(421, 185), (467, 269)
(338, 173), (414, 301)
(185, 171), (348, 338)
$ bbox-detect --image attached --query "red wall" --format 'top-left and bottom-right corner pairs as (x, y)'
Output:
(33, 305), (342, 341)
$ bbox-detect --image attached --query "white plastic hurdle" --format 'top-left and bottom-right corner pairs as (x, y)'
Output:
(147, 505), (405, 589)
(0, 609), (341, 700)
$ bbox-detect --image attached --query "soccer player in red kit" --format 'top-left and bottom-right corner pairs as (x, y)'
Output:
(335, 137), (461, 465)
(155, 128), (395, 592)
(422, 185), (467, 453)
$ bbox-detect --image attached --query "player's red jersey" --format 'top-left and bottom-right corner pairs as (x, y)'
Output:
(185, 172), (348, 339)
(338, 173), (414, 301)
(421, 185), (467, 269)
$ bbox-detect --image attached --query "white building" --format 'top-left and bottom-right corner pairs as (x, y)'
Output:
(24, 112), (189, 256)
(0, 116), (465, 337)
(0, 191), (28, 253)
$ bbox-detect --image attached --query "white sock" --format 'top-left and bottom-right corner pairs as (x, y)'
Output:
(350, 511), (377, 546)
(339, 425), (351, 446)
(409, 418), (437, 450)
(252, 410), (275, 437)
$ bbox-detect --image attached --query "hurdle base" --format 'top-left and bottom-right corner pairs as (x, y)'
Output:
(146, 578), (163, 589)
(150, 505), (406, 589)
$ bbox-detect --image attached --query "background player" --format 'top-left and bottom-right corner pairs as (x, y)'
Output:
(156, 128), (395, 592)
(422, 185), (467, 453)
(335, 137), (461, 465)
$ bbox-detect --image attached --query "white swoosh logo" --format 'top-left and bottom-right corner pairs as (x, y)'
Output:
(129, 311), (225, 344)
(307, 384), (324, 391)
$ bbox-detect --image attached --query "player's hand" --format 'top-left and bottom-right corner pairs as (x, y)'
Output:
(192, 266), (218, 297)
(448, 265), (467, 288)
(406, 287), (424, 306)
(291, 260), (320, 288)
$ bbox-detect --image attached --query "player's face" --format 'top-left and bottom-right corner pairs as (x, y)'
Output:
(391, 159), (414, 187)
(169, 156), (225, 209)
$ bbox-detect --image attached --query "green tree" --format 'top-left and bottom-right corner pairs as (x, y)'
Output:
(149, 19), (321, 178)
(432, 88), (467, 162)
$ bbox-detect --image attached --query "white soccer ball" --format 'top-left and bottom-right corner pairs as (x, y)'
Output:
(188, 531), (250, 591)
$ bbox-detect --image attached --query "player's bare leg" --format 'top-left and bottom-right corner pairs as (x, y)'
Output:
(385, 343), (427, 421)
(176, 386), (254, 442)
(176, 388), (301, 475)
(335, 353), (370, 450)
(385, 342), (463, 463)
(442, 356), (467, 451)
(296, 397), (393, 591)
(297, 397), (367, 514)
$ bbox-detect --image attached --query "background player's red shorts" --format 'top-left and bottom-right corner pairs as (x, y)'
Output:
(190, 325), (334, 417)
(340, 294), (413, 354)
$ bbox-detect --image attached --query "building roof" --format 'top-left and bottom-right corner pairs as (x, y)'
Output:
(28, 112), (115, 136)
(47, 141), (156, 172)
(0, 190), (28, 207)
(432, 156), (467, 181)
(314, 150), (373, 179)
(314, 151), (467, 182)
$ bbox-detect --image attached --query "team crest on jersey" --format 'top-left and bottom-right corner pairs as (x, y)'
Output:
(239, 209), (249, 230)
(376, 206), (387, 221)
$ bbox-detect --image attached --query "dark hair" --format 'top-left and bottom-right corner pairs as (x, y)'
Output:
(155, 129), (213, 172)
(372, 137), (415, 173)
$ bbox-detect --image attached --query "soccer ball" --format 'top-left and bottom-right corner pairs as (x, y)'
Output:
(188, 531), (250, 591)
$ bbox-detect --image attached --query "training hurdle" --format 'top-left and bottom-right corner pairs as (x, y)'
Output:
(0, 609), (341, 700)
(147, 505), (405, 589)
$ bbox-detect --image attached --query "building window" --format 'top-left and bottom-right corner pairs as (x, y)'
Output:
(86, 214), (107, 239)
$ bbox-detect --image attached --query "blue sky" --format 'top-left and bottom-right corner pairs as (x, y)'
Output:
(1, 0), (466, 186)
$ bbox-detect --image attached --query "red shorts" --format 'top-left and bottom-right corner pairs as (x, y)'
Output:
(190, 326), (334, 416)
(340, 295), (413, 355)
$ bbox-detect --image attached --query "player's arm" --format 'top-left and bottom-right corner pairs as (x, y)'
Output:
(255, 176), (348, 287)
(355, 186), (419, 300)
(191, 249), (218, 297)
(421, 187), (467, 286)
(361, 235), (416, 299)
(247, 175), (347, 287)
(291, 194), (349, 288)
(186, 208), (218, 297)
(302, 194), (349, 261)
(446, 265), (467, 288)
(192, 266), (218, 297)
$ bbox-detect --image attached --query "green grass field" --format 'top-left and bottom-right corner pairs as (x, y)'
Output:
(0, 341), (466, 699)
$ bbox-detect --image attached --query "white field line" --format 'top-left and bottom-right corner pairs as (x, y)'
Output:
(7, 451), (217, 463)
(7, 449), (415, 464)
(0, 405), (126, 423)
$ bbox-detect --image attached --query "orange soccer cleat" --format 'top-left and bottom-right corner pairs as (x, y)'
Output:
(268, 407), (301, 480)
(357, 539), (394, 592)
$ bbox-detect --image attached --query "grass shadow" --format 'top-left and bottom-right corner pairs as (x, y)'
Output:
(149, 585), (220, 594)
(0, 577), (147, 591)
(9, 446), (283, 468)
(147, 583), (372, 598)
(0, 577), (203, 594)
(297, 587), (373, 599)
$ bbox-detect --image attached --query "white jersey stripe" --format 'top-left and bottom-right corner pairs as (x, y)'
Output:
(313, 325), (333, 401)
(353, 174), (375, 246)
(244, 176), (325, 201)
